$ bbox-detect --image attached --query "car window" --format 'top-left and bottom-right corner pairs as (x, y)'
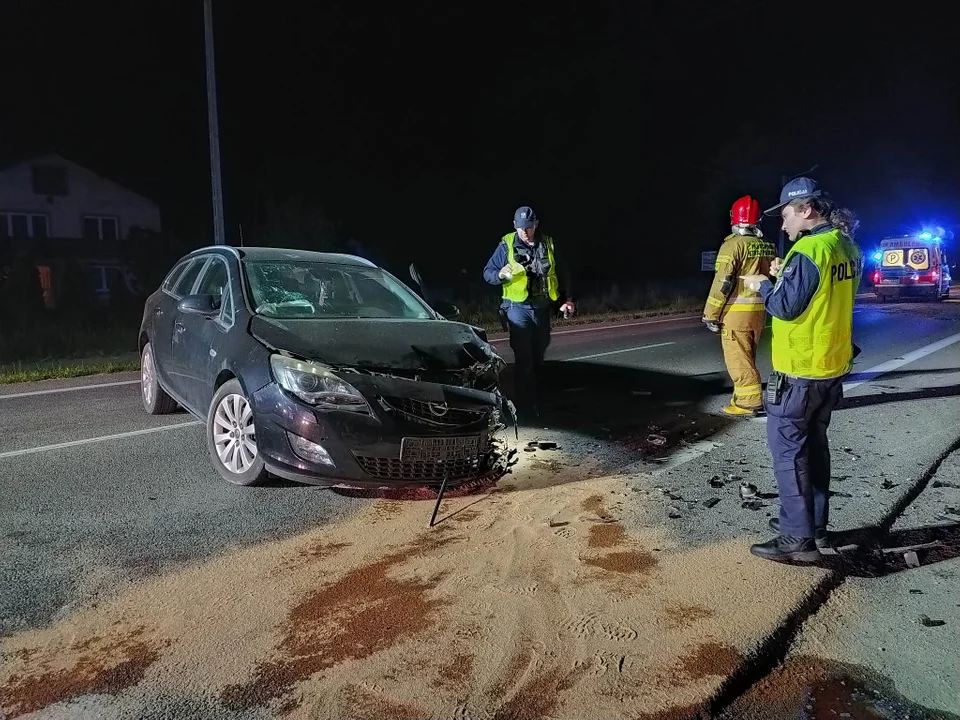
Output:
(163, 260), (190, 292)
(243, 260), (433, 320)
(172, 259), (205, 296)
(196, 257), (229, 301)
(219, 289), (235, 326)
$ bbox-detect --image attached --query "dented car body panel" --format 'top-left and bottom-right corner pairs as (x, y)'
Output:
(139, 245), (511, 488)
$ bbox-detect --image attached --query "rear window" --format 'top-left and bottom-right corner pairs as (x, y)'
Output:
(881, 248), (929, 270)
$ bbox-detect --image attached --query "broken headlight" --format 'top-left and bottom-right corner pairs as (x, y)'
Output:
(270, 355), (371, 414)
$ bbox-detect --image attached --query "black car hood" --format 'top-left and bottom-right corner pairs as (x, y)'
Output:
(250, 316), (500, 372)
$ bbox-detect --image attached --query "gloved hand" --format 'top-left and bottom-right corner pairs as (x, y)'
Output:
(559, 301), (575, 319)
(703, 318), (721, 333)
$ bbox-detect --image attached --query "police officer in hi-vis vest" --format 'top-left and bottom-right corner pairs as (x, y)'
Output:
(740, 178), (863, 563)
(483, 206), (574, 422)
(702, 196), (777, 417)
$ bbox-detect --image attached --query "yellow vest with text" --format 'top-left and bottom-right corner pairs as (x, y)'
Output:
(771, 228), (862, 378)
(501, 233), (560, 302)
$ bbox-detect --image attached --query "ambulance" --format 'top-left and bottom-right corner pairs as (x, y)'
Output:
(872, 232), (952, 302)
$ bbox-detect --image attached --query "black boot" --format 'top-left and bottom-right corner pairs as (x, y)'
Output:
(750, 535), (821, 563)
(769, 518), (829, 548)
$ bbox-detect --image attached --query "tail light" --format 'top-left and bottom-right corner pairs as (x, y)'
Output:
(872, 271), (880, 283)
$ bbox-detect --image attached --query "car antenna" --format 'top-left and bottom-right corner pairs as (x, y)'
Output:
(238, 223), (244, 247)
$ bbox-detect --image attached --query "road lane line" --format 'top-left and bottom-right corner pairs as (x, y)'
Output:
(488, 315), (701, 344)
(843, 332), (960, 392)
(561, 342), (675, 363)
(0, 421), (203, 460)
(0, 379), (140, 400)
(749, 331), (960, 424)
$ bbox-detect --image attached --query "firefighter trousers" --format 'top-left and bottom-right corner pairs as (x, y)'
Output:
(720, 320), (764, 410)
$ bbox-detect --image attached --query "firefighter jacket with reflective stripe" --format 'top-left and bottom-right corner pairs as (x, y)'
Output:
(703, 232), (777, 329)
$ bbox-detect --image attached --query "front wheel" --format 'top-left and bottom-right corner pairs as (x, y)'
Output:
(206, 379), (268, 486)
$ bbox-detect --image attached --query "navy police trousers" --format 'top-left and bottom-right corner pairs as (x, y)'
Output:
(765, 375), (844, 538)
(503, 300), (552, 413)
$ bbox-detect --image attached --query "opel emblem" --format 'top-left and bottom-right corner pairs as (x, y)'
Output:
(427, 402), (449, 417)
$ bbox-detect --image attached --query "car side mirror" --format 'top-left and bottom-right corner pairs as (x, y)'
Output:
(178, 293), (219, 316)
(432, 301), (460, 320)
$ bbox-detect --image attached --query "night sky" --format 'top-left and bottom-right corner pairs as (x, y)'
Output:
(2, 1), (957, 290)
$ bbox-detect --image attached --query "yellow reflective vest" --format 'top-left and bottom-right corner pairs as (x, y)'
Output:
(500, 233), (560, 302)
(771, 228), (862, 378)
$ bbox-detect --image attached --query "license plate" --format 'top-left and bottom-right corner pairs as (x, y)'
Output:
(881, 278), (899, 284)
(400, 435), (480, 462)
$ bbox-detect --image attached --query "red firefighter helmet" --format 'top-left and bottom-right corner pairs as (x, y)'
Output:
(730, 196), (761, 226)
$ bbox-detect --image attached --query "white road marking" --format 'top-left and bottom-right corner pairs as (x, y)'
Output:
(561, 342), (676, 363)
(488, 314), (700, 344)
(842, 332), (960, 392)
(0, 379), (140, 400)
(749, 331), (960, 423)
(0, 421), (202, 460)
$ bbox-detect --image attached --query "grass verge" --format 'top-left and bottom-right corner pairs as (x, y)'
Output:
(0, 356), (140, 385)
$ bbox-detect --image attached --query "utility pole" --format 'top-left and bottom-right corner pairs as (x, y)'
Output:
(203, 0), (226, 245)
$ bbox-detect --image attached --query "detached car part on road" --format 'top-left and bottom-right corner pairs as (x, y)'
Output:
(139, 246), (513, 488)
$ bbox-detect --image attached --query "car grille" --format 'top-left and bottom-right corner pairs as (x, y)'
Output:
(353, 455), (483, 482)
(379, 396), (490, 428)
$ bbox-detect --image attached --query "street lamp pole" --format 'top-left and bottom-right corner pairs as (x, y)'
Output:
(203, 0), (226, 246)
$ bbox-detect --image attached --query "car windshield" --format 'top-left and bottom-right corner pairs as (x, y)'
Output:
(243, 260), (434, 319)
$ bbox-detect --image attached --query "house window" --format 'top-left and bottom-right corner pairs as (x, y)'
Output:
(82, 216), (119, 240)
(0, 213), (49, 238)
(32, 165), (69, 196)
(87, 266), (110, 294)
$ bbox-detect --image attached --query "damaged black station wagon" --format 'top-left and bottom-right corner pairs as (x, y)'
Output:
(138, 246), (512, 488)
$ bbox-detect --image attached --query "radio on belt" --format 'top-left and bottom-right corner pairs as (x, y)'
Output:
(765, 372), (785, 406)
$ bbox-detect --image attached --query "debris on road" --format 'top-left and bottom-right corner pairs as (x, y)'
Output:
(647, 433), (667, 447)
(932, 480), (960, 489)
(738, 482), (758, 500)
(703, 497), (721, 509)
(741, 500), (766, 511)
(709, 475), (725, 488)
(919, 615), (946, 628)
(881, 479), (899, 490)
(904, 551), (921, 568)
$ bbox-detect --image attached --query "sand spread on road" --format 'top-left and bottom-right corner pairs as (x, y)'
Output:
(1, 449), (824, 719)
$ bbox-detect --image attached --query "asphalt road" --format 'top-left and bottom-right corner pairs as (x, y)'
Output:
(1, 295), (959, 718)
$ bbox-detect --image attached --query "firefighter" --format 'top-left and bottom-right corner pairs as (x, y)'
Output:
(740, 177), (863, 563)
(703, 196), (777, 416)
(482, 206), (574, 422)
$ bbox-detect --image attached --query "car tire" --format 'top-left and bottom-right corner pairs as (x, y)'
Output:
(206, 379), (268, 486)
(141, 342), (178, 415)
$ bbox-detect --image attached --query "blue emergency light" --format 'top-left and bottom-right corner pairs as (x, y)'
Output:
(872, 252), (882, 261)
(919, 232), (932, 240)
